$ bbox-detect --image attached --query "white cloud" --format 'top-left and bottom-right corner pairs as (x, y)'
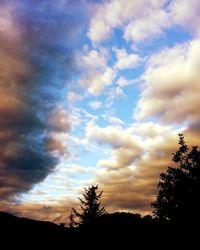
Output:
(89, 100), (102, 110)
(67, 108), (82, 128)
(86, 122), (129, 147)
(88, 0), (200, 45)
(135, 39), (200, 124)
(170, 0), (200, 36)
(88, 0), (144, 43)
(114, 48), (141, 69)
(58, 163), (97, 176)
(77, 48), (116, 96)
(107, 116), (125, 126)
(67, 91), (83, 104)
(123, 8), (170, 42)
(88, 0), (170, 44)
(101, 112), (125, 126)
(79, 67), (116, 96)
(104, 86), (125, 109)
(116, 76), (139, 87)
(107, 86), (125, 100)
(80, 48), (108, 69)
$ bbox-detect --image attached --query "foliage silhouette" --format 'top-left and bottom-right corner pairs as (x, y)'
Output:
(152, 133), (200, 223)
(69, 185), (106, 228)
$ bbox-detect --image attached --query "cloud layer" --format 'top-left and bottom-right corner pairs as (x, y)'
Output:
(85, 121), (183, 214)
(1, 0), (200, 224)
(88, 0), (200, 44)
(135, 39), (200, 124)
(0, 0), (85, 199)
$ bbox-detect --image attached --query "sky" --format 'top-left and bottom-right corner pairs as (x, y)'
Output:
(0, 0), (200, 224)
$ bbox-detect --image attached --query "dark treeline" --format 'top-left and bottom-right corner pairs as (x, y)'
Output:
(1, 134), (199, 248)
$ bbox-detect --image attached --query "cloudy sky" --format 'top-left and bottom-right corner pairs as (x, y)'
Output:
(1, 0), (200, 224)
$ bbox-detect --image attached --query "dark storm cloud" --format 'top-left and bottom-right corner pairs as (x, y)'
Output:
(0, 0), (86, 199)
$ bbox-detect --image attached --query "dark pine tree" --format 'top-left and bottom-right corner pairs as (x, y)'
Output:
(152, 133), (200, 223)
(69, 185), (106, 228)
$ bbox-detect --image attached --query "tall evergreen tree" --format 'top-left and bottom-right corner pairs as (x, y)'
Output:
(69, 185), (106, 228)
(152, 133), (200, 222)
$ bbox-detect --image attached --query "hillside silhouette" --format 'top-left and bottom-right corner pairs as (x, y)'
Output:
(0, 210), (198, 248)
(0, 211), (76, 247)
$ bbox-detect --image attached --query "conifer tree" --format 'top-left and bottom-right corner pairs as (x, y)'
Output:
(69, 185), (106, 227)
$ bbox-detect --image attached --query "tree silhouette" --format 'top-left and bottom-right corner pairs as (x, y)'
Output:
(69, 185), (106, 228)
(152, 133), (200, 223)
